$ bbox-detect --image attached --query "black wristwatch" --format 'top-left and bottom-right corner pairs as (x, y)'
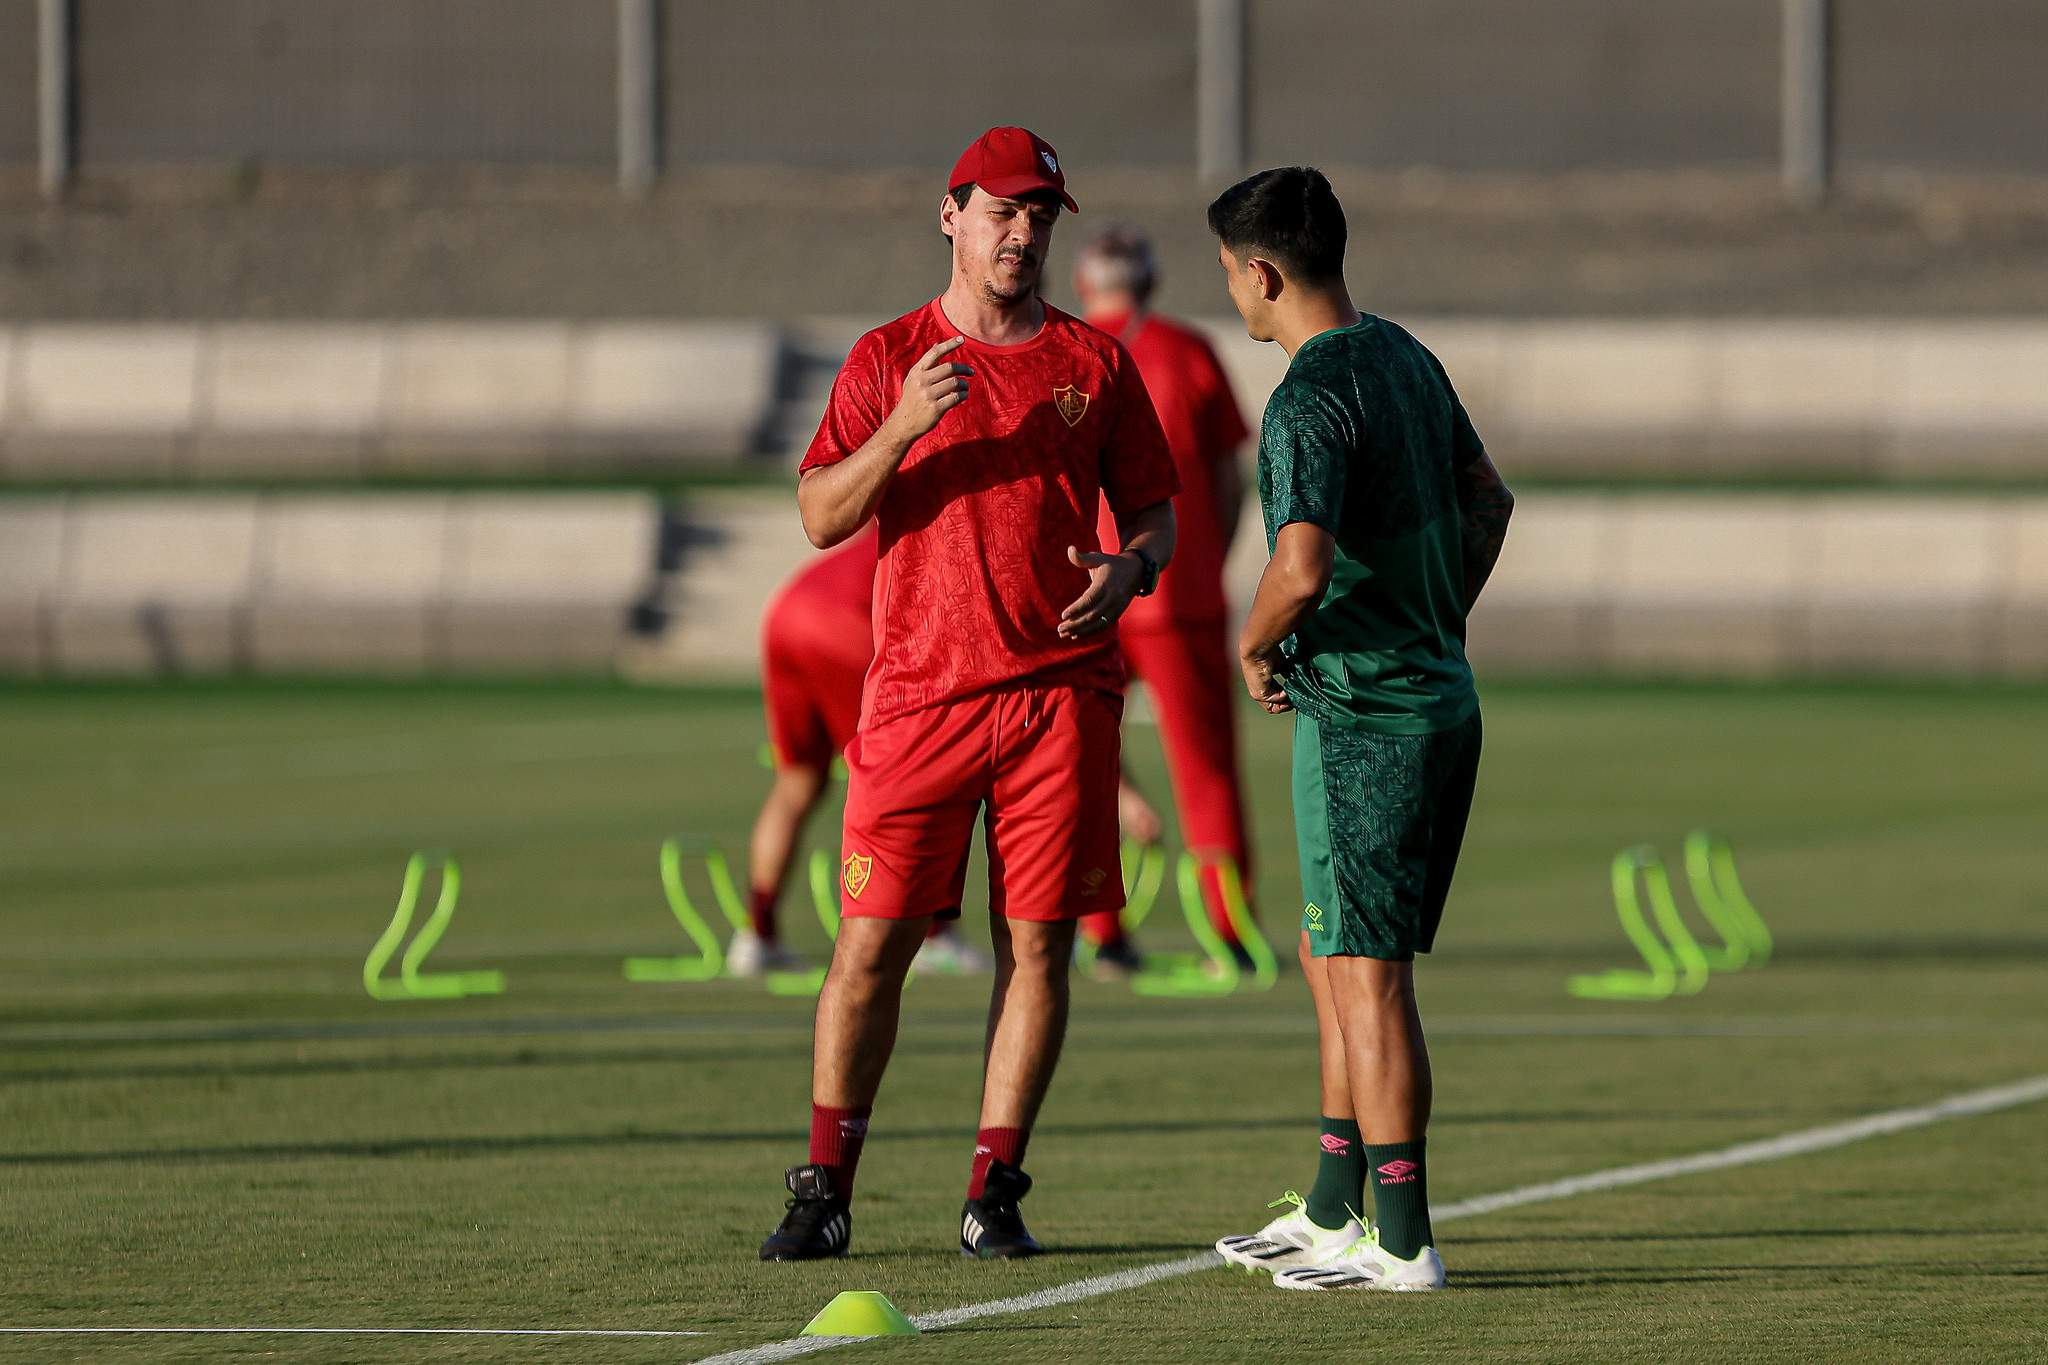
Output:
(1128, 547), (1162, 597)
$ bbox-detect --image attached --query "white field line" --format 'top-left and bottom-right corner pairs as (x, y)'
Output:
(695, 1072), (2048, 1365)
(0, 1327), (706, 1337)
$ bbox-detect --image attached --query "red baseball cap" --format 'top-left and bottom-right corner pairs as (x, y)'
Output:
(948, 126), (1079, 214)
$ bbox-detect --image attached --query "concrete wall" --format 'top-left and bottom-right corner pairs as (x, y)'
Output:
(0, 492), (663, 676)
(645, 489), (2048, 683)
(1454, 493), (2048, 680)
(0, 0), (35, 165)
(73, 0), (615, 166)
(0, 321), (780, 479)
(1194, 318), (2048, 482)
(9, 1), (2048, 178)
(4, 489), (2043, 680)
(1249, 0), (1780, 172)
(10, 316), (2048, 483)
(1837, 0), (2048, 176)
(665, 0), (1196, 171)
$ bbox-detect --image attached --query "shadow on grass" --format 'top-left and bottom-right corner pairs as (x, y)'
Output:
(1455, 1226), (2022, 1246)
(1452, 1270), (1745, 1289)
(0, 1101), (1800, 1167)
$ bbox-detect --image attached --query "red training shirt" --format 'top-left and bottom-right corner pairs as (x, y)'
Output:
(1091, 311), (1249, 629)
(800, 299), (1179, 731)
(761, 522), (878, 685)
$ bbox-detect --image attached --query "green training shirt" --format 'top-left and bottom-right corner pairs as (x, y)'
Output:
(1257, 314), (1482, 735)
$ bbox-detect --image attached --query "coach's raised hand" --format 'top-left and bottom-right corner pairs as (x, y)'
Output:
(891, 336), (975, 438)
(797, 337), (974, 548)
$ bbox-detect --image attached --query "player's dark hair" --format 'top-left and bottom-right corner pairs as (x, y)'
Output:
(1206, 166), (1346, 283)
(949, 183), (974, 209)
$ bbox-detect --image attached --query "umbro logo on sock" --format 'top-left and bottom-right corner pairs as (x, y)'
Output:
(1321, 1135), (1352, 1155)
(1376, 1159), (1418, 1183)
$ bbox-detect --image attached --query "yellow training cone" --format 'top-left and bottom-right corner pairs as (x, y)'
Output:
(799, 1290), (919, 1338)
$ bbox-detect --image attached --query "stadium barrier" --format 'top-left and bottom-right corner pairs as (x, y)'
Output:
(0, 321), (779, 479)
(7, 319), (2048, 482)
(1, 488), (2044, 680)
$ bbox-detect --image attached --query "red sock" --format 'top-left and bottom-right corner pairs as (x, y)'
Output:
(968, 1126), (1028, 1199)
(809, 1103), (871, 1197)
(748, 887), (778, 941)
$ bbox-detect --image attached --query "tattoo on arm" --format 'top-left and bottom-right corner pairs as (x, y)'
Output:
(1456, 454), (1514, 609)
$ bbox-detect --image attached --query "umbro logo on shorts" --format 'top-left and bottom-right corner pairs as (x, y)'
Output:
(1304, 903), (1325, 927)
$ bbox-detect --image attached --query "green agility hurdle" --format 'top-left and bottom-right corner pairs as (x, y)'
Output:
(362, 852), (506, 1001)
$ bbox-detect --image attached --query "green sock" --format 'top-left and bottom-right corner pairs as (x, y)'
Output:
(1303, 1116), (1363, 1231)
(1364, 1138), (1434, 1259)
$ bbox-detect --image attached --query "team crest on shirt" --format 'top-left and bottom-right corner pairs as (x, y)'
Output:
(1052, 383), (1091, 427)
(842, 853), (873, 900)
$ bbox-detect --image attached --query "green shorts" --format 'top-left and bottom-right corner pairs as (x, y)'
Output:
(1293, 707), (1482, 961)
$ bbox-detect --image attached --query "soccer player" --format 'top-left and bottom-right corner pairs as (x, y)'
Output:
(1204, 168), (1513, 1291)
(743, 524), (989, 977)
(758, 126), (1179, 1262)
(1072, 225), (1257, 975)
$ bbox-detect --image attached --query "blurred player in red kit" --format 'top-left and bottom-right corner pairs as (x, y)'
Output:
(741, 524), (990, 977)
(759, 126), (1178, 1262)
(1075, 225), (1259, 974)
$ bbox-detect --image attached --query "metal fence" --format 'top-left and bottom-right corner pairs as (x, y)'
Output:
(15, 0), (2048, 197)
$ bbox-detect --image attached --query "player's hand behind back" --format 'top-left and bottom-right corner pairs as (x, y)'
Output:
(889, 336), (975, 440)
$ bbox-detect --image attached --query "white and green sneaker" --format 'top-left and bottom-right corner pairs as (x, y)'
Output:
(1270, 1225), (1446, 1292)
(1215, 1192), (1365, 1274)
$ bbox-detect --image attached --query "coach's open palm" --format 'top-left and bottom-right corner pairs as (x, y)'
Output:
(890, 336), (975, 439)
(1057, 546), (1141, 639)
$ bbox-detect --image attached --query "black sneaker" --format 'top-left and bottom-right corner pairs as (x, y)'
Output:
(960, 1160), (1043, 1259)
(759, 1164), (851, 1261)
(1087, 937), (1144, 982)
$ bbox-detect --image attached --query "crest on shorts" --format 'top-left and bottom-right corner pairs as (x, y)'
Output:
(1052, 383), (1091, 427)
(1080, 866), (1108, 894)
(842, 853), (873, 900)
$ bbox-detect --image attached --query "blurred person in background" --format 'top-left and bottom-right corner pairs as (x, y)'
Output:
(1075, 225), (1259, 977)
(743, 522), (991, 976)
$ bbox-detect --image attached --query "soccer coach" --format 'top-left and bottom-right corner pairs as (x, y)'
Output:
(760, 126), (1179, 1262)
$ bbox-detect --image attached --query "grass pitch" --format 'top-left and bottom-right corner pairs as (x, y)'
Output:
(3, 679), (2045, 1363)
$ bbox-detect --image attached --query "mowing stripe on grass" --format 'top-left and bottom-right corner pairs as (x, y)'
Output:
(0, 1010), (2005, 1048)
(0, 1328), (707, 1338)
(696, 1072), (2048, 1365)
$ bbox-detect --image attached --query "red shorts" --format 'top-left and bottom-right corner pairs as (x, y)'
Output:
(839, 684), (1124, 923)
(762, 638), (866, 771)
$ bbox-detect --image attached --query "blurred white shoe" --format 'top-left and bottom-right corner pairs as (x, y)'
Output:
(725, 931), (807, 978)
(914, 929), (993, 974)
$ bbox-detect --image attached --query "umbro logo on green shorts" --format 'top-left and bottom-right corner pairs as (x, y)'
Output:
(1303, 903), (1325, 927)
